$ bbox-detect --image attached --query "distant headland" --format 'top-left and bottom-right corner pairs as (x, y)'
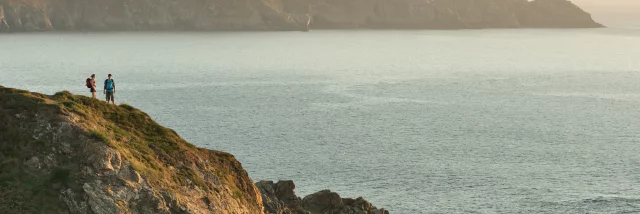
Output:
(0, 0), (602, 32)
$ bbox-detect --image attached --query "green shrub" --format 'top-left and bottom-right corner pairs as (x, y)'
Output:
(49, 168), (71, 185)
(90, 130), (109, 143)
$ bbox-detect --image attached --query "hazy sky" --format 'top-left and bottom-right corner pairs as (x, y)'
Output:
(571, 0), (640, 28)
(572, 0), (640, 6)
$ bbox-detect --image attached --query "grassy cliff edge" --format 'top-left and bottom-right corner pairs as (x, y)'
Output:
(0, 86), (263, 213)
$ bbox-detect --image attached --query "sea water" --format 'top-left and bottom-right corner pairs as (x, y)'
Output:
(1, 29), (640, 213)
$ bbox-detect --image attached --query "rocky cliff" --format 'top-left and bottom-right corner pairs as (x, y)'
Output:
(256, 180), (389, 214)
(0, 0), (602, 32)
(0, 86), (387, 214)
(0, 86), (263, 213)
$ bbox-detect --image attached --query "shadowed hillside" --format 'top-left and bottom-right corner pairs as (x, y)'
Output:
(0, 0), (602, 32)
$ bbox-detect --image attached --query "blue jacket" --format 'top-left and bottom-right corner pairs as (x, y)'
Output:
(104, 79), (115, 92)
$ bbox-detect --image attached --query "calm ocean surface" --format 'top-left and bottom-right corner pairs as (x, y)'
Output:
(2, 29), (640, 213)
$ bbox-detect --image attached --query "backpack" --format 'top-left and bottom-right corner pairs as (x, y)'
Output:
(86, 78), (92, 88)
(105, 79), (114, 91)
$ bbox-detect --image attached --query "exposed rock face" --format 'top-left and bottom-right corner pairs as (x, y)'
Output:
(256, 180), (388, 214)
(0, 86), (263, 213)
(256, 180), (309, 214)
(0, 0), (602, 32)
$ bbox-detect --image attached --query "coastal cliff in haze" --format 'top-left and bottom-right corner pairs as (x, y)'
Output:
(0, 0), (602, 32)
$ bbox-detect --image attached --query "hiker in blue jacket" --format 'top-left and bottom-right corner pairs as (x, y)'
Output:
(104, 74), (117, 104)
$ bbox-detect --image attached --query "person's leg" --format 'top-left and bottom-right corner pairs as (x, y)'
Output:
(111, 93), (115, 104)
(107, 92), (115, 104)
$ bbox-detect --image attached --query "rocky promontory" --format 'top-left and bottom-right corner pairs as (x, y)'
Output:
(0, 0), (602, 32)
(0, 85), (386, 213)
(256, 180), (389, 214)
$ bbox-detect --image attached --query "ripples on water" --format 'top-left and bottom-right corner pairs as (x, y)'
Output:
(1, 29), (640, 213)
